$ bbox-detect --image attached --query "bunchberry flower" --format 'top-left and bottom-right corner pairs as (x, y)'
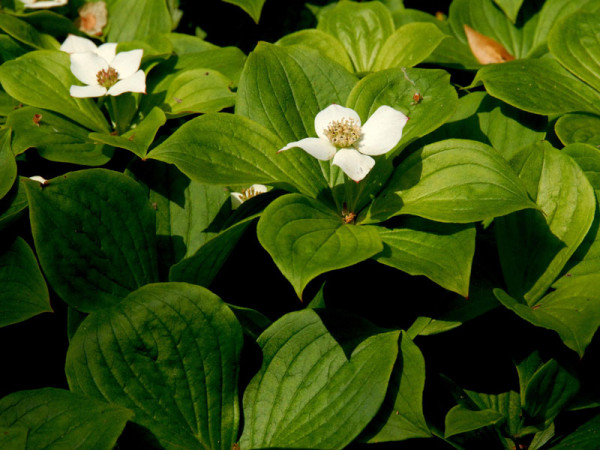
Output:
(231, 184), (268, 209)
(19, 0), (67, 9)
(278, 104), (408, 182)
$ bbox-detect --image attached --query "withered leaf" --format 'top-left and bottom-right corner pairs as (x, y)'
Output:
(464, 24), (515, 64)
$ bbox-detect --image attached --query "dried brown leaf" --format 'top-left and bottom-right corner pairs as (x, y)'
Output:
(464, 24), (515, 64)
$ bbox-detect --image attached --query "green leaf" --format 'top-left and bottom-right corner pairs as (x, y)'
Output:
(239, 309), (399, 449)
(0, 88), (20, 115)
(463, 390), (522, 436)
(473, 59), (600, 116)
(66, 282), (244, 450)
(550, 413), (600, 449)
(493, 0), (524, 23)
(0, 177), (28, 231)
(236, 42), (358, 143)
(494, 281), (600, 357)
(373, 22), (447, 70)
(169, 218), (254, 287)
(0, 388), (132, 450)
(0, 50), (110, 133)
(276, 29), (354, 72)
(495, 141), (596, 304)
(555, 113), (600, 147)
(0, 237), (51, 327)
(257, 193), (383, 298)
(7, 106), (113, 165)
(24, 169), (159, 312)
(162, 68), (235, 117)
(362, 332), (431, 442)
(444, 404), (504, 438)
(0, 13), (58, 50)
(167, 32), (218, 54)
(524, 360), (580, 427)
(127, 159), (231, 277)
(0, 129), (16, 200)
(149, 113), (329, 199)
(549, 11), (600, 94)
(373, 218), (475, 297)
(0, 426), (26, 449)
(365, 139), (536, 224)
(89, 106), (166, 158)
(347, 68), (458, 152)
(317, 1), (394, 73)
(222, 0), (265, 23)
(107, 0), (172, 42)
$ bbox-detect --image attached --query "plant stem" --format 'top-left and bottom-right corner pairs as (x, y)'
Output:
(109, 96), (123, 135)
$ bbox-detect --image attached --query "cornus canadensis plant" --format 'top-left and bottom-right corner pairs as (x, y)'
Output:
(279, 104), (408, 182)
(60, 35), (146, 97)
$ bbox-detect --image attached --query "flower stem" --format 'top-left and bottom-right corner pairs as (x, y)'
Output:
(109, 96), (123, 135)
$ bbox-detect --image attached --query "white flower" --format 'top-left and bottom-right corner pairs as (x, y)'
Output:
(60, 35), (146, 98)
(20, 0), (67, 9)
(29, 176), (48, 185)
(278, 104), (409, 182)
(231, 184), (268, 209)
(75, 2), (108, 36)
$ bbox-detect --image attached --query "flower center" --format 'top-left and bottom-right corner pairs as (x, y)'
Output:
(96, 67), (118, 88)
(324, 117), (361, 148)
(240, 186), (261, 202)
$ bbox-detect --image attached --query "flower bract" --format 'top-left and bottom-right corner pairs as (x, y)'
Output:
(278, 104), (408, 182)
(19, 0), (67, 8)
(60, 35), (146, 98)
(231, 184), (268, 209)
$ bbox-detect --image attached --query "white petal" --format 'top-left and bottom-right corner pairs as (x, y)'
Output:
(70, 52), (107, 85)
(231, 192), (244, 210)
(111, 49), (143, 79)
(70, 84), (107, 97)
(106, 70), (146, 96)
(95, 43), (118, 64)
(278, 137), (336, 161)
(357, 105), (409, 156)
(29, 176), (48, 184)
(60, 34), (97, 54)
(250, 184), (268, 194)
(314, 104), (361, 140)
(332, 148), (375, 182)
(21, 0), (67, 8)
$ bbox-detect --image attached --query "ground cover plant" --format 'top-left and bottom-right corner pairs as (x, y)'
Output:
(2, 0), (600, 448)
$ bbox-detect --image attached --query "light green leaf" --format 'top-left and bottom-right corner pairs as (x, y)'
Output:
(555, 113), (600, 147)
(464, 390), (522, 436)
(373, 22), (447, 71)
(495, 281), (600, 357)
(493, 0), (524, 23)
(0, 50), (110, 133)
(166, 32), (218, 54)
(222, 0), (265, 23)
(276, 29), (354, 72)
(444, 405), (504, 438)
(240, 309), (399, 449)
(495, 141), (596, 304)
(363, 332), (431, 442)
(24, 169), (159, 312)
(7, 106), (113, 165)
(149, 113), (329, 199)
(473, 59), (600, 116)
(66, 282), (243, 450)
(0, 237), (51, 327)
(0, 89), (20, 115)
(107, 0), (172, 42)
(0, 388), (132, 450)
(365, 139), (536, 224)
(236, 42), (358, 143)
(524, 360), (580, 427)
(89, 106), (166, 158)
(0, 129), (16, 200)
(374, 218), (475, 297)
(549, 11), (600, 94)
(257, 193), (383, 298)
(0, 13), (58, 50)
(317, 1), (394, 73)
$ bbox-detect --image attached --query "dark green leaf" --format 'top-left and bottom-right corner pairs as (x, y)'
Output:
(444, 405), (504, 438)
(0, 129), (16, 200)
(222, 0), (265, 23)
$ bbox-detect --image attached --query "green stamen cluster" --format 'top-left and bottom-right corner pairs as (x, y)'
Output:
(96, 67), (118, 88)
(324, 118), (361, 148)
